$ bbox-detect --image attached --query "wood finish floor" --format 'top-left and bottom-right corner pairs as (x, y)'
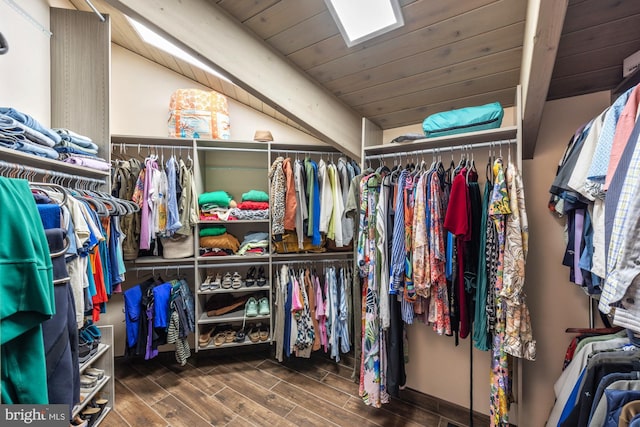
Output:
(100, 349), (490, 427)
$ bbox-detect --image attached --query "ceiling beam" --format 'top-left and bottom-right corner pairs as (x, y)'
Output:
(104, 0), (362, 160)
(520, 0), (569, 159)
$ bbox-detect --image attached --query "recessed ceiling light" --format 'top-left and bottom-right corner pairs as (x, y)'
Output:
(324, 0), (404, 47)
(126, 16), (232, 83)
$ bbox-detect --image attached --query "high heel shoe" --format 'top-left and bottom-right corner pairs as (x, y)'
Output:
(256, 266), (267, 287)
(245, 266), (256, 287)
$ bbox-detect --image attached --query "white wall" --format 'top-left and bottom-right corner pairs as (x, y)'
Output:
(111, 44), (327, 145)
(0, 0), (52, 124)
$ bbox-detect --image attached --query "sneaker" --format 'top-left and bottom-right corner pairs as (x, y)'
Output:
(85, 367), (104, 380)
(258, 297), (270, 316)
(245, 297), (258, 317)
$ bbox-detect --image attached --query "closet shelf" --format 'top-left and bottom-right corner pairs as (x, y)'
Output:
(197, 286), (270, 295)
(198, 337), (271, 350)
(72, 375), (111, 418)
(364, 125), (518, 156)
(197, 254), (269, 263)
(79, 343), (109, 374)
(198, 311), (270, 324)
(271, 251), (354, 261)
(126, 256), (196, 265)
(0, 146), (110, 179)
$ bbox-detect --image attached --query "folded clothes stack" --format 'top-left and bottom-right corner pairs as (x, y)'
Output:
(232, 189), (269, 220)
(0, 108), (60, 159)
(0, 107), (109, 171)
(237, 231), (269, 255)
(199, 232), (240, 256)
(199, 190), (237, 221)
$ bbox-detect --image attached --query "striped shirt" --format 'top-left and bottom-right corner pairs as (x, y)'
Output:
(600, 119), (640, 314)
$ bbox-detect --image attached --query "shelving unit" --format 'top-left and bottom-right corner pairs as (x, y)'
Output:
(73, 326), (114, 425)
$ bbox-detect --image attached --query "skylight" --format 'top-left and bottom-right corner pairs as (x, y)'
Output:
(126, 16), (231, 83)
(324, 0), (404, 47)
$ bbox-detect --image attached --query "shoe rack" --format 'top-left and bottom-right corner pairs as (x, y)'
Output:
(73, 325), (114, 426)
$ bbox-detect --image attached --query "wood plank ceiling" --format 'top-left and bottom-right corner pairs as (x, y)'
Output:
(59, 0), (640, 139)
(548, 0), (640, 100)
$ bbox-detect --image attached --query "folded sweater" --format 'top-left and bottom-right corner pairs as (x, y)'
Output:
(198, 191), (232, 207)
(199, 233), (240, 252)
(241, 190), (269, 202)
(199, 226), (227, 237)
(237, 201), (269, 211)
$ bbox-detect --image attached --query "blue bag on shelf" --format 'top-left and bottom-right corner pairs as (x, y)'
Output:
(422, 102), (504, 138)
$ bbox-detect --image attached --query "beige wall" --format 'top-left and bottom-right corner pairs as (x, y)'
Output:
(111, 44), (327, 145)
(0, 0), (52, 125)
(522, 90), (611, 426)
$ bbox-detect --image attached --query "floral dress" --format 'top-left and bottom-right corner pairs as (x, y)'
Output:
(357, 173), (389, 407)
(488, 159), (512, 427)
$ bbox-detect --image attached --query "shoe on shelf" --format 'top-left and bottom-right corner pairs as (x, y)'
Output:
(211, 273), (222, 290)
(84, 367), (105, 380)
(245, 266), (256, 287)
(256, 266), (267, 287)
(200, 274), (212, 291)
(258, 297), (270, 316)
(79, 406), (102, 426)
(82, 320), (101, 343)
(231, 272), (244, 289)
(80, 375), (97, 390)
(245, 297), (258, 317)
(247, 323), (260, 343)
(198, 326), (215, 347)
(259, 324), (270, 341)
(221, 272), (233, 289)
(78, 340), (92, 363)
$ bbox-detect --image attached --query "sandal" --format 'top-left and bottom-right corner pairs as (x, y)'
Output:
(200, 275), (212, 291)
(211, 273), (222, 290)
(245, 266), (256, 287)
(248, 323), (260, 343)
(224, 330), (236, 343)
(221, 272), (232, 289)
(198, 326), (215, 346)
(232, 272), (244, 289)
(213, 332), (226, 346)
(259, 324), (269, 341)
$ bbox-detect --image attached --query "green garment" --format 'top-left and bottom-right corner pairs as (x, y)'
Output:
(0, 177), (54, 404)
(241, 190), (269, 202)
(327, 164), (337, 240)
(473, 181), (491, 352)
(198, 190), (232, 207)
(200, 226), (227, 237)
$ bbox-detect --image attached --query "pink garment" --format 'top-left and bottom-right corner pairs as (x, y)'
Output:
(139, 158), (157, 250)
(314, 275), (327, 350)
(604, 85), (640, 190)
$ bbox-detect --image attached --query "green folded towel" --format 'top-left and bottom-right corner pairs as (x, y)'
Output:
(198, 191), (232, 207)
(241, 189), (269, 202)
(200, 226), (227, 237)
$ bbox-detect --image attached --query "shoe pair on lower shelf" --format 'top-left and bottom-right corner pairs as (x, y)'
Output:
(245, 266), (267, 287)
(73, 398), (108, 427)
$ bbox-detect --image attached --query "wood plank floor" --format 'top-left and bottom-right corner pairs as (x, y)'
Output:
(100, 349), (490, 427)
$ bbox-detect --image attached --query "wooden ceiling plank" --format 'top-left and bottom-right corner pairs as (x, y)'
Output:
(342, 48), (521, 107)
(327, 23), (524, 96)
(556, 14), (640, 58)
(106, 0), (362, 159)
(215, 0), (280, 23)
(355, 69), (521, 118)
(247, 94), (264, 112)
(548, 66), (623, 100)
(307, 0), (526, 84)
(242, 0), (326, 39)
(552, 39), (640, 79)
(369, 88), (516, 130)
(521, 0), (568, 159)
(562, 0), (640, 34)
(287, 0), (499, 71)
(267, 11), (338, 56)
(233, 86), (251, 106)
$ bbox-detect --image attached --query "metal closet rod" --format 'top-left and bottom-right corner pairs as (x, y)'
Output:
(113, 143), (192, 152)
(0, 160), (106, 186)
(197, 146), (267, 153)
(272, 149), (347, 157)
(197, 261), (269, 269)
(271, 258), (353, 266)
(129, 265), (195, 272)
(366, 139), (517, 161)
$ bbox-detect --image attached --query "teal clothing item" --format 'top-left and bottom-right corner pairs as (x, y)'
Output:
(198, 191), (232, 207)
(473, 181), (491, 351)
(0, 177), (54, 404)
(241, 189), (269, 202)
